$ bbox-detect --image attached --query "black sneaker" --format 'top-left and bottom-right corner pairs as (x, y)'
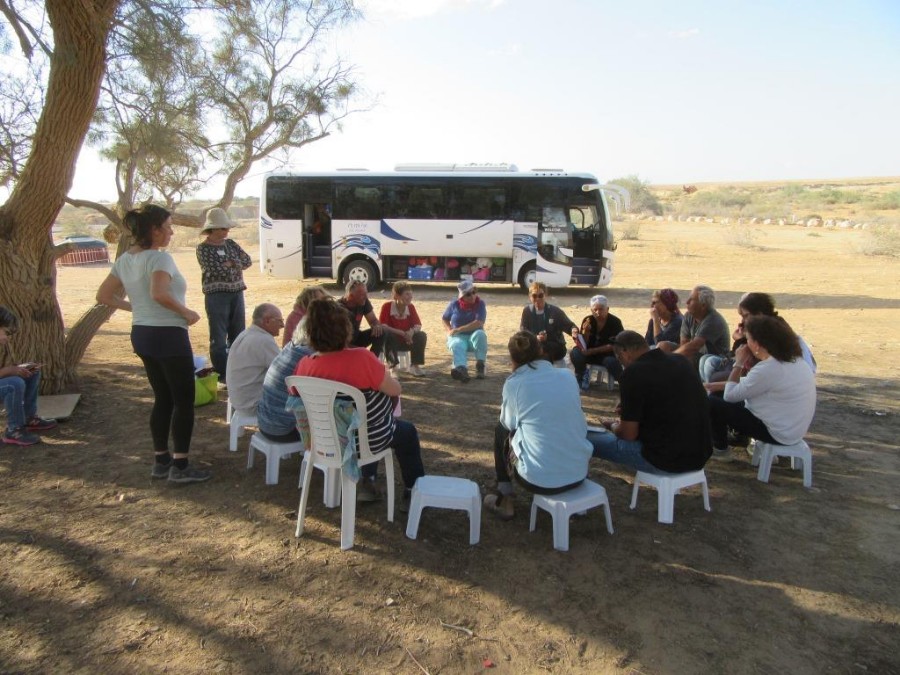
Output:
(451, 367), (470, 383)
(168, 464), (212, 483)
(2, 428), (41, 446)
(151, 460), (173, 479)
(476, 360), (485, 379)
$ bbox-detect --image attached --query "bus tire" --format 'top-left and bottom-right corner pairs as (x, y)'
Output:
(518, 262), (537, 291)
(342, 259), (379, 292)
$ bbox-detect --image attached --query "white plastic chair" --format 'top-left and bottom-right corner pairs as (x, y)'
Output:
(300, 450), (342, 508)
(751, 440), (812, 487)
(247, 432), (303, 485)
(405, 476), (481, 545)
(227, 399), (258, 452)
(629, 469), (711, 524)
(529, 480), (614, 551)
(589, 365), (616, 391)
(286, 375), (395, 550)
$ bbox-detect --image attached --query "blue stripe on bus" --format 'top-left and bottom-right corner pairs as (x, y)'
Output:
(380, 220), (417, 241)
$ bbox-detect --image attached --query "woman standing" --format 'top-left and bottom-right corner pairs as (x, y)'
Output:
(295, 298), (425, 505)
(518, 281), (578, 362)
(708, 315), (816, 460)
(379, 281), (427, 377)
(645, 288), (683, 347)
(196, 208), (252, 382)
(97, 205), (210, 483)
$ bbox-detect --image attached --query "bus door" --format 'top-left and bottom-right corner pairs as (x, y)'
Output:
(535, 207), (574, 286)
(569, 205), (601, 258)
(302, 203), (334, 279)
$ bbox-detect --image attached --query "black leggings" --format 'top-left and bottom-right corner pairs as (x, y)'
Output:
(139, 354), (195, 454)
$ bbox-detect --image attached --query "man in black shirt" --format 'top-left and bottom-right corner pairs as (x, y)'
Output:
(338, 280), (385, 357)
(588, 330), (712, 473)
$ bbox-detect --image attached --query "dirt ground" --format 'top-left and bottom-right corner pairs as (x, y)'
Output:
(1, 220), (898, 674)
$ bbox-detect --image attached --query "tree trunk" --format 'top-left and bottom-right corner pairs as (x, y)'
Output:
(0, 0), (119, 393)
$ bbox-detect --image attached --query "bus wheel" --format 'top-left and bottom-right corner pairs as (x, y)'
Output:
(518, 262), (536, 291)
(343, 259), (378, 291)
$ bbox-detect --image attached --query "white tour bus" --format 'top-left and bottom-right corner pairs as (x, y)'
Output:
(259, 164), (619, 290)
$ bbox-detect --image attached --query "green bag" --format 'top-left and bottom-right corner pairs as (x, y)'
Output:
(194, 373), (219, 407)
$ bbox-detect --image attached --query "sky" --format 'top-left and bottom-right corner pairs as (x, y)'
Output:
(66, 0), (900, 201)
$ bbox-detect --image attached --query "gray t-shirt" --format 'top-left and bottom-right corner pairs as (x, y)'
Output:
(111, 249), (187, 327)
(680, 308), (729, 356)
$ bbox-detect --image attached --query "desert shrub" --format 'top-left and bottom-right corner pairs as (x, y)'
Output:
(723, 226), (759, 249)
(870, 191), (900, 210)
(618, 222), (641, 241)
(608, 175), (663, 215)
(860, 225), (900, 257)
(674, 188), (753, 217)
(669, 239), (693, 258)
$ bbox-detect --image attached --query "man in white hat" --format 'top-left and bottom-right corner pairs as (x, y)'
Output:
(441, 279), (488, 383)
(196, 207), (252, 382)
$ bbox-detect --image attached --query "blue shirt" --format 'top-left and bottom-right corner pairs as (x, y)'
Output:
(442, 298), (486, 332)
(500, 360), (592, 489)
(258, 342), (314, 437)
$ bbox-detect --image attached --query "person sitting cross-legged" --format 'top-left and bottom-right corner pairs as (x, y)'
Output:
(588, 330), (712, 474)
(483, 331), (593, 520)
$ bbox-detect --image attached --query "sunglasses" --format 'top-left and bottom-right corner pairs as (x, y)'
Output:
(531, 293), (545, 299)
(463, 291), (475, 297)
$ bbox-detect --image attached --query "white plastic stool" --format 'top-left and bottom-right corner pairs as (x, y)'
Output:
(300, 450), (342, 508)
(752, 440), (812, 487)
(227, 399), (258, 452)
(405, 476), (481, 545)
(529, 480), (614, 551)
(247, 432), (303, 485)
(589, 365), (616, 391)
(630, 469), (710, 524)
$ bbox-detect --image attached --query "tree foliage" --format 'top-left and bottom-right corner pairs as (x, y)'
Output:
(608, 175), (664, 216)
(0, 0), (363, 391)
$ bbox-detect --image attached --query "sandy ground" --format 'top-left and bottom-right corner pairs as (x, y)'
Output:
(1, 220), (898, 674)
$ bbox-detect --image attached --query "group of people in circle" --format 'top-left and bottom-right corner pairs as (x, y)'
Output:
(74, 203), (815, 526)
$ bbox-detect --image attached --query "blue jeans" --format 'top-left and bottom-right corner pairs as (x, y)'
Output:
(447, 329), (487, 369)
(0, 371), (40, 432)
(699, 354), (728, 383)
(587, 429), (662, 474)
(205, 291), (246, 378)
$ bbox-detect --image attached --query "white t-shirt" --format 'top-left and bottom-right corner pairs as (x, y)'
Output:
(225, 324), (279, 412)
(724, 357), (816, 444)
(111, 249), (187, 327)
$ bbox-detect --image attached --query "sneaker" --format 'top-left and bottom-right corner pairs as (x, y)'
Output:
(727, 431), (751, 448)
(483, 493), (515, 520)
(409, 365), (425, 377)
(167, 464), (212, 483)
(26, 416), (57, 431)
(151, 460), (173, 479)
(580, 370), (591, 392)
(711, 447), (733, 462)
(356, 478), (381, 503)
(476, 360), (486, 379)
(1, 428), (41, 446)
(451, 366), (470, 383)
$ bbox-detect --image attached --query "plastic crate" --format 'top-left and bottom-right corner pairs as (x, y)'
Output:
(408, 265), (434, 280)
